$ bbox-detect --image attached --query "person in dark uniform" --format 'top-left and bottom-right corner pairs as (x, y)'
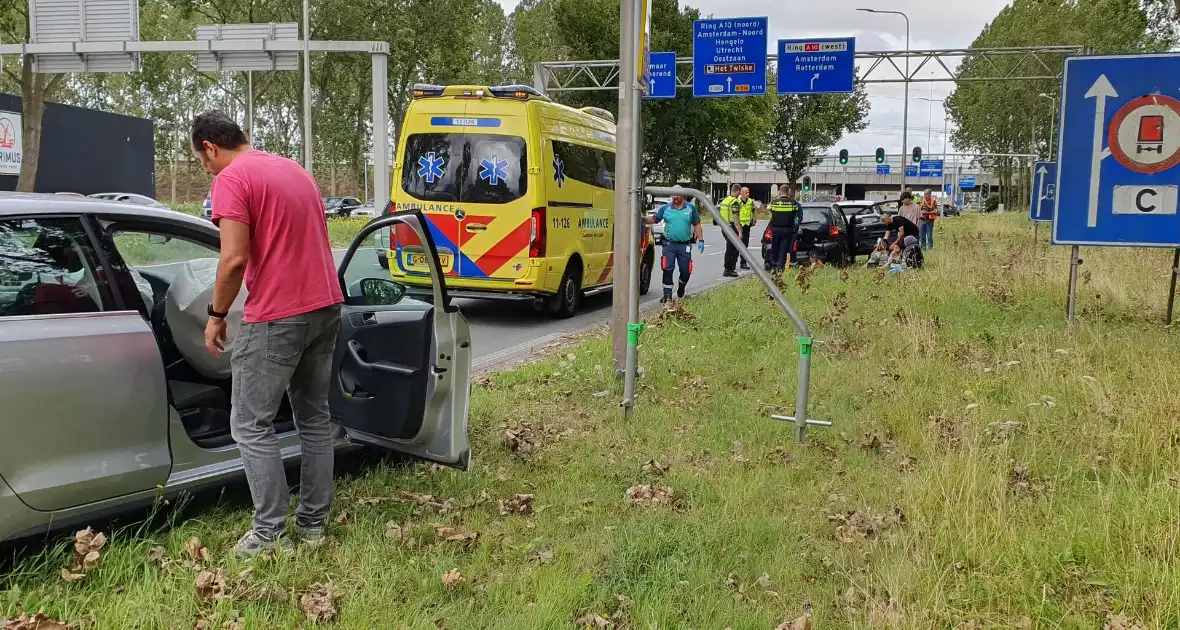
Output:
(767, 185), (802, 274)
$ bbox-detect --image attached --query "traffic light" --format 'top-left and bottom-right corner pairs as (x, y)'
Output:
(838, 149), (849, 165)
(802, 175), (812, 192)
(912, 146), (922, 163)
(981, 182), (992, 198)
(875, 147), (885, 164)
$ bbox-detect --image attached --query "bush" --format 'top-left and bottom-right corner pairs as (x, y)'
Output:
(984, 193), (1000, 212)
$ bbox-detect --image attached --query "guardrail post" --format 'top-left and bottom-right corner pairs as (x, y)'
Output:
(643, 186), (830, 442)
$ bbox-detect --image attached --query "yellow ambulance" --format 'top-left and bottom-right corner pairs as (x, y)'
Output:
(386, 83), (654, 317)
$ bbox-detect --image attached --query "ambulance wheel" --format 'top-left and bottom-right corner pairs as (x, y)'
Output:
(639, 250), (653, 296)
(377, 254), (389, 269)
(551, 264), (582, 318)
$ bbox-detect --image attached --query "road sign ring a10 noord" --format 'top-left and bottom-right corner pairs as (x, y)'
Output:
(1053, 52), (1180, 248)
(692, 17), (768, 98)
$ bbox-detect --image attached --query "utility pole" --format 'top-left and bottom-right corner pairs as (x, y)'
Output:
(611, 0), (640, 376)
(302, 0), (313, 173)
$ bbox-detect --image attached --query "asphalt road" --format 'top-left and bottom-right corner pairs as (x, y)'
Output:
(336, 224), (753, 365)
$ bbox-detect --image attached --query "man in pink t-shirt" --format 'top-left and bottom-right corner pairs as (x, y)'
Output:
(192, 110), (343, 555)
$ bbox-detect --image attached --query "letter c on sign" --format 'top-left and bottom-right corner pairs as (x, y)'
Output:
(1136, 188), (1158, 213)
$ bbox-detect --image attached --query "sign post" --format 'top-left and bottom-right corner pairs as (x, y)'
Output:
(1029, 160), (1056, 247)
(775, 37), (856, 95)
(1054, 52), (1180, 324)
(645, 51), (677, 99)
(692, 17), (768, 97)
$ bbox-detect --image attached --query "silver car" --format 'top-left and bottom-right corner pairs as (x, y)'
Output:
(0, 193), (472, 544)
(88, 192), (172, 211)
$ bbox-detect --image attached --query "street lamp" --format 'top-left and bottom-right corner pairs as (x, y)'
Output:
(858, 8), (910, 194)
(1038, 92), (1057, 160)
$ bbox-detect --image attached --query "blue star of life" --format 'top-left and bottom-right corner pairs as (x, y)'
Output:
(417, 152), (445, 183)
(553, 155), (566, 187)
(479, 155), (509, 186)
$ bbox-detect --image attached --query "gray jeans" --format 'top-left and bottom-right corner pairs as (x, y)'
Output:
(230, 304), (342, 538)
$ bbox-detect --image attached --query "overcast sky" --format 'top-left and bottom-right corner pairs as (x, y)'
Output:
(497, 0), (1014, 157)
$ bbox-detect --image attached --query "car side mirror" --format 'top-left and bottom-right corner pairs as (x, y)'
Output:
(148, 234), (171, 245)
(349, 277), (407, 306)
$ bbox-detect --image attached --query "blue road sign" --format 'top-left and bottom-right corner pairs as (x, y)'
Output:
(919, 159), (943, 177)
(1029, 161), (1057, 222)
(959, 176), (976, 188)
(646, 51), (677, 99)
(944, 183), (953, 195)
(776, 37), (856, 95)
(876, 164), (890, 176)
(1054, 53), (1180, 247)
(905, 165), (917, 177)
(692, 17), (768, 98)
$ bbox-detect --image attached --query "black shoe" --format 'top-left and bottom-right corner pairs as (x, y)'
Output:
(660, 296), (670, 304)
(723, 270), (739, 278)
(677, 283), (686, 298)
(740, 264), (750, 270)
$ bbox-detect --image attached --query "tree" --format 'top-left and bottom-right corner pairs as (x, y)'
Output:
(763, 81), (870, 186)
(947, 0), (1177, 211)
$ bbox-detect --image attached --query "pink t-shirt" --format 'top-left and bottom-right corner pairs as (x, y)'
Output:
(211, 150), (343, 323)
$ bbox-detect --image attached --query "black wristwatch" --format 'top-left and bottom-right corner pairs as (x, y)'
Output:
(207, 304), (228, 319)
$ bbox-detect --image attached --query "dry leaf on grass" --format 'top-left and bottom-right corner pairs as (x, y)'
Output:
(498, 493), (535, 515)
(764, 447), (793, 465)
(472, 375), (494, 388)
(0, 611), (74, 630)
(1008, 460), (1047, 496)
(59, 528), (107, 581)
(146, 546), (170, 569)
(181, 537), (210, 566)
(525, 547), (555, 564)
(641, 459), (669, 476)
(504, 421), (541, 458)
(899, 456), (918, 473)
(441, 568), (464, 590)
(574, 613), (612, 628)
(299, 582), (339, 623)
(194, 569), (228, 599)
(624, 484), (674, 507)
(655, 300), (697, 323)
(825, 506), (906, 543)
(1104, 612), (1146, 630)
(432, 524), (479, 549)
(334, 510), (349, 526)
(775, 616), (813, 630)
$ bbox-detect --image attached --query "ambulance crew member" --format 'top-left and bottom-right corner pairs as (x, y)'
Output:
(645, 187), (704, 303)
(767, 185), (802, 274)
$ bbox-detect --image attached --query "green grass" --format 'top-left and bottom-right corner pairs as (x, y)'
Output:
(4, 213), (1180, 628)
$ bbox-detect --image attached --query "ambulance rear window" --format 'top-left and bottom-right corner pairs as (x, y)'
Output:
(402, 133), (528, 205)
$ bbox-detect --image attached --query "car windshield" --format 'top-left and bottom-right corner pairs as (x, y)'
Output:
(325, 197), (343, 206)
(800, 206), (828, 224)
(401, 133), (528, 205)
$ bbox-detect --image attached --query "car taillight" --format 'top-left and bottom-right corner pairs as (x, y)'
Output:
(530, 207), (547, 257)
(829, 225), (840, 238)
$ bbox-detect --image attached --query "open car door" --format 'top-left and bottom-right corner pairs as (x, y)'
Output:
(330, 211), (472, 470)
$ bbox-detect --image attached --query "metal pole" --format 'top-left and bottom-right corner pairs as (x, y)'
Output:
(246, 71), (254, 141)
(645, 186), (828, 441)
(1167, 249), (1180, 326)
(1049, 96), (1057, 161)
(364, 159), (370, 201)
(302, 0), (313, 172)
(611, 0), (636, 377)
(621, 0), (645, 418)
(841, 163), (846, 199)
(1033, 222), (1038, 248)
(1067, 245), (1080, 326)
(371, 53), (390, 212)
(901, 14), (910, 194)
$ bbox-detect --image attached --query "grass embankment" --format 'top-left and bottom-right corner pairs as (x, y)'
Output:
(4, 213), (1180, 628)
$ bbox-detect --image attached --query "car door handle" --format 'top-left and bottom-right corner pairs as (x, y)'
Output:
(347, 340), (416, 376)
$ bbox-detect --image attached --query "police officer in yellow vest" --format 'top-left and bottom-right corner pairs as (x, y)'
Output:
(768, 184), (802, 273)
(722, 184), (757, 276)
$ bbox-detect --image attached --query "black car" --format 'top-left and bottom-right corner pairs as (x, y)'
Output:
(836, 201), (889, 255)
(324, 196), (363, 218)
(760, 203), (857, 268)
(942, 203), (961, 217)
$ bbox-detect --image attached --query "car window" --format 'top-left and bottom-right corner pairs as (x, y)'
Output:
(801, 207), (828, 224)
(401, 133), (528, 205)
(340, 235), (432, 309)
(832, 206), (848, 230)
(0, 217), (112, 317)
(112, 230), (219, 269)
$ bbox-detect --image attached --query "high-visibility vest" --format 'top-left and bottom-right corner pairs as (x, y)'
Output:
(920, 198), (938, 221)
(719, 195), (741, 223)
(738, 198), (755, 225)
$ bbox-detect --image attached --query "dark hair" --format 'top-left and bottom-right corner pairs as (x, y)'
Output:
(190, 110), (248, 152)
(729, 183), (741, 192)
